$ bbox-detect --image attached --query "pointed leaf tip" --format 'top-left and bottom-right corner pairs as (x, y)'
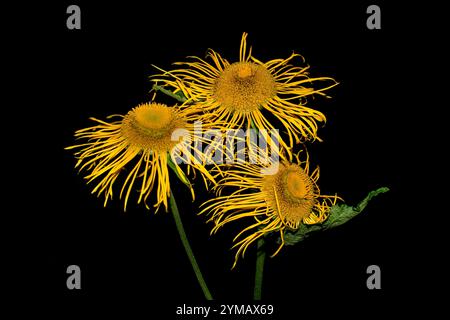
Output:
(282, 187), (389, 246)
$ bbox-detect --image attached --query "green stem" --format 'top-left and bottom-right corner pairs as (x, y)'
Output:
(153, 84), (187, 103)
(169, 190), (213, 300)
(253, 237), (266, 300)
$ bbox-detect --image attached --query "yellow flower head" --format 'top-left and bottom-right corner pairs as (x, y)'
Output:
(66, 102), (215, 212)
(152, 33), (338, 158)
(200, 153), (340, 268)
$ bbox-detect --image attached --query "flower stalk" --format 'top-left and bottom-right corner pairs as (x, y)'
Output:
(169, 189), (213, 300)
(253, 237), (265, 300)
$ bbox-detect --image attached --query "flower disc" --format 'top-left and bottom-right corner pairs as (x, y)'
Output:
(121, 103), (187, 152)
(262, 163), (316, 228)
(213, 62), (276, 113)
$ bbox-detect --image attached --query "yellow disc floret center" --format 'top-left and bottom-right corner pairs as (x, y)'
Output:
(284, 170), (310, 201)
(122, 103), (187, 152)
(135, 107), (172, 131)
(213, 62), (276, 113)
(262, 163), (317, 228)
(237, 64), (253, 79)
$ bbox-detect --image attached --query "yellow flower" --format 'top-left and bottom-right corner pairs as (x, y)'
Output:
(66, 102), (215, 212)
(152, 33), (338, 158)
(200, 153), (340, 268)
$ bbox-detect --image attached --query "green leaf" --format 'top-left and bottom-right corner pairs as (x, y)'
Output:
(152, 84), (187, 103)
(167, 155), (191, 189)
(283, 187), (389, 246)
(174, 90), (187, 101)
(250, 118), (259, 133)
(323, 187), (389, 229)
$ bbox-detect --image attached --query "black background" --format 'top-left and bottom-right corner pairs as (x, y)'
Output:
(9, 0), (437, 317)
